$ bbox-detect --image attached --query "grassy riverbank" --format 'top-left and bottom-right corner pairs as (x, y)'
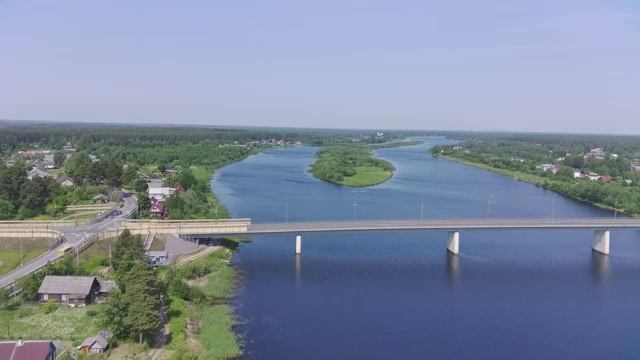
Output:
(311, 144), (395, 187)
(165, 247), (243, 360)
(437, 154), (633, 215)
(163, 166), (243, 360)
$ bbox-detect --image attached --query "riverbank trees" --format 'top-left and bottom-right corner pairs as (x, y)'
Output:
(431, 134), (640, 215)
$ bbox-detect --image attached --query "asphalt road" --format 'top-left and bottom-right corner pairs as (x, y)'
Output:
(0, 193), (137, 290)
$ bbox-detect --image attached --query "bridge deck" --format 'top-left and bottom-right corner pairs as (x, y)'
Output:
(242, 218), (640, 234)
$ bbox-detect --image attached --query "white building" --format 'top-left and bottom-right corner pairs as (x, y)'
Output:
(571, 168), (582, 179)
(583, 171), (601, 181)
(148, 186), (175, 201)
(537, 164), (560, 174)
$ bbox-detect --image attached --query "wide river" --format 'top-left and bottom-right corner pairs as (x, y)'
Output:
(212, 137), (640, 359)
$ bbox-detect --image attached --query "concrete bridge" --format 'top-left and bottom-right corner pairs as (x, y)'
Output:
(120, 218), (640, 255)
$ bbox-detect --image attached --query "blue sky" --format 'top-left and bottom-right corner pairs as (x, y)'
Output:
(0, 1), (638, 133)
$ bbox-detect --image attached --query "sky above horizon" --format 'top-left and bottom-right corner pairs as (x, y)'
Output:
(1, 1), (639, 133)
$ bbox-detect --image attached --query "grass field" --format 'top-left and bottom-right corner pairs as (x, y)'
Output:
(78, 236), (118, 274)
(341, 166), (393, 187)
(0, 304), (101, 342)
(198, 305), (241, 359)
(0, 238), (51, 276)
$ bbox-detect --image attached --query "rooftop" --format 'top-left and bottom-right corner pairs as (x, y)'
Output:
(38, 275), (97, 295)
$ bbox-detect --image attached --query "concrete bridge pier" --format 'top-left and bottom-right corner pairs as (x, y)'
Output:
(592, 230), (610, 255)
(295, 234), (302, 254)
(447, 231), (460, 255)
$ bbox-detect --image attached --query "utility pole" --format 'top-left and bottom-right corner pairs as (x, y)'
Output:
(285, 199), (288, 223)
(552, 198), (556, 220)
(353, 193), (357, 220)
(420, 196), (424, 220)
(615, 200), (618, 219)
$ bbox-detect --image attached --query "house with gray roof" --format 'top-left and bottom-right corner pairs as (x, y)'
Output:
(38, 276), (101, 306)
(97, 279), (118, 302)
(79, 330), (111, 354)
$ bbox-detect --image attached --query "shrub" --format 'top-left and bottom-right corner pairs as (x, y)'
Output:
(42, 301), (59, 314)
(86, 308), (98, 317)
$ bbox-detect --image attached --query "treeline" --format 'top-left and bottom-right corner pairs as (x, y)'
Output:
(0, 121), (412, 153)
(311, 144), (395, 184)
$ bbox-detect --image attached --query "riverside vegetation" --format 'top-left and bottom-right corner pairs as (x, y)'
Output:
(310, 144), (395, 187)
(431, 133), (640, 215)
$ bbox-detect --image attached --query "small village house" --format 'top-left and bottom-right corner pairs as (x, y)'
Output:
(93, 194), (109, 204)
(149, 197), (169, 218)
(97, 279), (118, 302)
(78, 330), (111, 354)
(537, 163), (560, 174)
(583, 148), (605, 160)
(583, 171), (601, 181)
(38, 276), (101, 306)
(27, 167), (47, 180)
(571, 168), (582, 179)
(148, 186), (175, 201)
(56, 176), (75, 187)
(0, 340), (56, 360)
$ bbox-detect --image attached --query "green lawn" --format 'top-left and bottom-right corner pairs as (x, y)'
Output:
(0, 304), (101, 342)
(0, 239), (50, 276)
(341, 166), (393, 187)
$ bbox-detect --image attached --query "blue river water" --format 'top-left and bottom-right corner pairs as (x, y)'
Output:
(212, 137), (640, 359)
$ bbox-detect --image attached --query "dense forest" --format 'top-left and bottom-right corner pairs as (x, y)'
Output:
(311, 144), (395, 186)
(431, 133), (640, 214)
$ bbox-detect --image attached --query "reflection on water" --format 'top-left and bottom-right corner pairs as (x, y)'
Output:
(294, 254), (301, 287)
(446, 251), (460, 286)
(591, 251), (610, 284)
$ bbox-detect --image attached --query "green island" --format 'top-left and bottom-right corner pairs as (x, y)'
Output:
(310, 144), (395, 187)
(430, 133), (640, 215)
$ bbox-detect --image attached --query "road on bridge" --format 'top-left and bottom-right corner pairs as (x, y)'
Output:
(246, 218), (640, 234)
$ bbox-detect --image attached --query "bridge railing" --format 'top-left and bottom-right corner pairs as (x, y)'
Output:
(0, 220), (81, 229)
(119, 218), (252, 235)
